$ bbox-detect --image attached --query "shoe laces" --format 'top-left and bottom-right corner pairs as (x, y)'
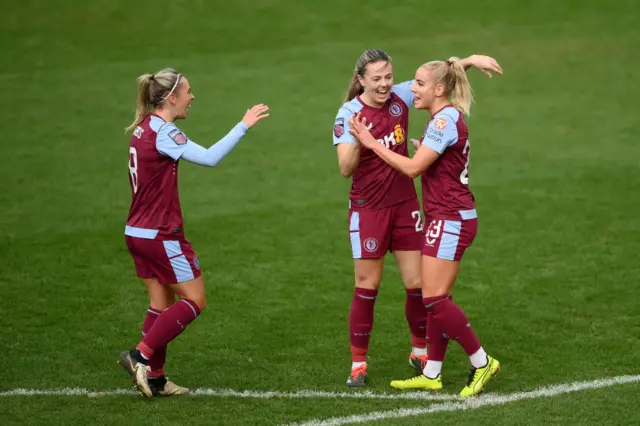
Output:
(466, 367), (479, 386)
(406, 374), (429, 383)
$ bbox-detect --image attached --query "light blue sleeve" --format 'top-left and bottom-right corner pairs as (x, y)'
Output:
(421, 114), (458, 154)
(391, 80), (415, 107)
(180, 122), (249, 167)
(156, 123), (191, 160)
(333, 106), (356, 146)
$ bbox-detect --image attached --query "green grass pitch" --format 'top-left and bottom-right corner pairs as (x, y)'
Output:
(1, 0), (639, 424)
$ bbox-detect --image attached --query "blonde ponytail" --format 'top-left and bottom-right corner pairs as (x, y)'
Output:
(124, 68), (182, 133)
(446, 57), (474, 116)
(421, 57), (474, 116)
(125, 74), (154, 133)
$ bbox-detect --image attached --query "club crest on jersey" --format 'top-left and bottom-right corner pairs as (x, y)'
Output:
(389, 102), (403, 116)
(168, 128), (188, 145)
(364, 237), (378, 253)
(434, 118), (447, 130)
(334, 118), (345, 138)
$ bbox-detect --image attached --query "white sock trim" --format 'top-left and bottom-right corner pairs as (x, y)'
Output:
(412, 347), (428, 357)
(469, 347), (488, 369)
(423, 360), (443, 379)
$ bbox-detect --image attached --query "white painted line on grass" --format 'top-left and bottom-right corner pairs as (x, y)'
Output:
(0, 387), (457, 401)
(291, 374), (640, 426)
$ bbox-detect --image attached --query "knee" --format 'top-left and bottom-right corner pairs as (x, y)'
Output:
(405, 276), (421, 291)
(180, 294), (206, 312)
(355, 273), (380, 290)
(149, 301), (172, 311)
(422, 287), (449, 298)
(192, 296), (206, 312)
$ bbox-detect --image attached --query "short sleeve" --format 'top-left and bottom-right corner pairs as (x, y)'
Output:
(333, 107), (356, 145)
(421, 114), (458, 154)
(156, 123), (193, 160)
(391, 80), (415, 107)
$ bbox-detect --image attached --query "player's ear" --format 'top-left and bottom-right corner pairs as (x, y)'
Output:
(435, 82), (446, 97)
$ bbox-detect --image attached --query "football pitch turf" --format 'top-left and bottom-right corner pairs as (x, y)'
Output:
(1, 0), (639, 424)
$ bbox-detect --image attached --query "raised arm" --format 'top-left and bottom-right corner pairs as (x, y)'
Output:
(391, 55), (503, 108)
(156, 104), (269, 167)
(459, 55), (503, 78)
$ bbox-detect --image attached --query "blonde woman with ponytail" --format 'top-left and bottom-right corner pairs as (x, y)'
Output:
(333, 50), (502, 387)
(119, 68), (269, 397)
(348, 57), (503, 397)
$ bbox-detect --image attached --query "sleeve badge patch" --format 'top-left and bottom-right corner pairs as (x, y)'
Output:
(334, 117), (345, 138)
(168, 128), (188, 145)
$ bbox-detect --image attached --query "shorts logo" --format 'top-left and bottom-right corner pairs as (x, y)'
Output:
(193, 256), (200, 270)
(363, 237), (378, 253)
(389, 102), (402, 116)
(168, 128), (188, 145)
(334, 118), (345, 138)
(433, 118), (447, 130)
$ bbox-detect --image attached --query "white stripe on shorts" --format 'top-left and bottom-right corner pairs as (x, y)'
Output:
(459, 209), (477, 220)
(349, 212), (362, 258)
(443, 220), (462, 235)
(349, 212), (360, 231)
(437, 220), (461, 260)
(163, 241), (195, 283)
(350, 232), (362, 259)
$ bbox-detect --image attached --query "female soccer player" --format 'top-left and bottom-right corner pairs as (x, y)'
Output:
(334, 50), (501, 387)
(119, 68), (269, 397)
(348, 57), (501, 397)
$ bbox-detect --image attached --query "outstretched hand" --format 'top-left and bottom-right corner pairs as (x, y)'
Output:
(242, 104), (270, 128)
(467, 55), (503, 79)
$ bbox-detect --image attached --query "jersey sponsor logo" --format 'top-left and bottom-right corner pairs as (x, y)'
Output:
(377, 124), (406, 148)
(168, 128), (188, 145)
(426, 127), (443, 145)
(434, 117), (447, 130)
(334, 117), (345, 138)
(389, 102), (402, 116)
(363, 237), (378, 253)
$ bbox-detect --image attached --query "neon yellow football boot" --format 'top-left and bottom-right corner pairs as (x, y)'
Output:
(459, 355), (500, 398)
(390, 374), (443, 391)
